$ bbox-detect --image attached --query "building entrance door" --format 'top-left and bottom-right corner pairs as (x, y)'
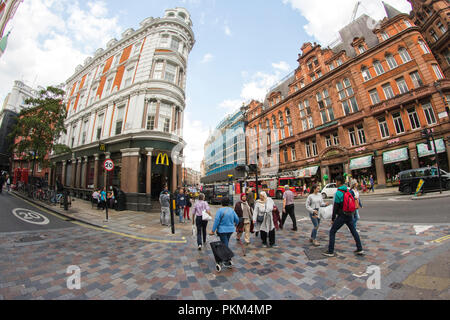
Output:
(329, 163), (344, 182)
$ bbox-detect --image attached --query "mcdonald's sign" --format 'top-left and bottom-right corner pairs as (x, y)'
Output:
(156, 153), (169, 166)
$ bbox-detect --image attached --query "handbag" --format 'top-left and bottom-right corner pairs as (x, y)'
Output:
(202, 210), (212, 221)
(256, 204), (266, 223)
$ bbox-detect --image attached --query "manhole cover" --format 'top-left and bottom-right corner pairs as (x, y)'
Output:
(304, 248), (328, 261)
(17, 235), (45, 243)
(389, 282), (403, 290)
(149, 294), (176, 300)
(256, 268), (274, 276)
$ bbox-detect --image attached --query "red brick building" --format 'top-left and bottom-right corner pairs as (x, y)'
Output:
(245, 2), (450, 189)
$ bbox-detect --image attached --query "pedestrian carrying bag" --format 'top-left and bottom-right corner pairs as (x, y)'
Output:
(256, 204), (266, 223)
(339, 189), (356, 216)
(202, 210), (212, 221)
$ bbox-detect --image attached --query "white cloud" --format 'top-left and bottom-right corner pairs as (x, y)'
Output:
(183, 111), (209, 171)
(218, 99), (243, 114)
(224, 23), (232, 36)
(282, 0), (412, 45)
(201, 53), (214, 63)
(272, 61), (290, 72)
(0, 0), (122, 103)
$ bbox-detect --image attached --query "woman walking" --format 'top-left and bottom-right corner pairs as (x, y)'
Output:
(192, 193), (212, 250)
(350, 181), (362, 231)
(184, 188), (191, 221)
(234, 193), (253, 245)
(305, 184), (329, 246)
(253, 191), (277, 248)
(210, 197), (239, 248)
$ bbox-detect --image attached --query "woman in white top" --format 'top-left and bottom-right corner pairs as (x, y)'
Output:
(253, 191), (277, 248)
(305, 184), (329, 247)
(350, 181), (362, 231)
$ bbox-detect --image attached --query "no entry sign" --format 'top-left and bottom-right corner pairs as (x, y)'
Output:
(104, 159), (114, 172)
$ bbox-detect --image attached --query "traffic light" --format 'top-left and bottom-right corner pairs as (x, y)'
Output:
(421, 129), (433, 151)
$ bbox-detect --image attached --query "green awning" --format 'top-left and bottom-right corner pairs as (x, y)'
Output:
(349, 155), (373, 170)
(417, 138), (445, 158)
(383, 147), (409, 164)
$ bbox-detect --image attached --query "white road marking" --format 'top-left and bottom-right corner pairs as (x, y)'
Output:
(413, 225), (433, 235)
(12, 208), (50, 225)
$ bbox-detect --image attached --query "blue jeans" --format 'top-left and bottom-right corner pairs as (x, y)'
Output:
(328, 214), (363, 253)
(218, 232), (233, 248)
(178, 207), (184, 223)
(353, 211), (360, 229)
(309, 212), (321, 240)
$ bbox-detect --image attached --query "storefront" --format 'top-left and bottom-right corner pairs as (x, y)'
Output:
(349, 155), (376, 183)
(383, 147), (412, 186)
(417, 138), (449, 172)
(297, 165), (321, 188)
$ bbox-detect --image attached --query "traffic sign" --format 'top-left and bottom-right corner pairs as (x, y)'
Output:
(104, 159), (114, 172)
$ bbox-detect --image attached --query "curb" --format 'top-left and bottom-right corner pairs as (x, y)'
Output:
(411, 194), (450, 201)
(11, 191), (188, 243)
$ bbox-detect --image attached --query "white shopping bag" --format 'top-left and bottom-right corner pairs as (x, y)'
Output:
(319, 205), (333, 220)
(192, 224), (196, 237)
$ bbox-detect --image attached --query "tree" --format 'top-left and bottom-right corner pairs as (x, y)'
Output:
(9, 85), (70, 178)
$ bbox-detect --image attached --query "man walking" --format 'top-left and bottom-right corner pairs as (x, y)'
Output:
(159, 189), (170, 226)
(246, 187), (255, 210)
(280, 185), (297, 231)
(176, 188), (187, 223)
(0, 174), (5, 194)
(323, 175), (364, 257)
(369, 175), (375, 193)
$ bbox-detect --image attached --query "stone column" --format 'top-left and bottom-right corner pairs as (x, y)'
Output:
(120, 148), (140, 193)
(171, 152), (178, 193)
(320, 165), (329, 185)
(62, 161), (67, 186)
(374, 155), (386, 187)
(76, 157), (82, 188)
(177, 155), (184, 187)
(104, 152), (111, 188)
(409, 143), (420, 169)
(70, 157), (76, 188)
(81, 156), (88, 189)
(48, 167), (53, 187)
(93, 154), (99, 189)
(145, 148), (154, 195)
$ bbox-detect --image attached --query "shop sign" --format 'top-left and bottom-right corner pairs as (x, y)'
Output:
(323, 150), (340, 158)
(417, 138), (446, 158)
(297, 166), (319, 178)
(306, 158), (316, 163)
(383, 147), (409, 164)
(349, 155), (373, 170)
(438, 111), (448, 119)
(156, 153), (169, 166)
(387, 138), (400, 145)
(355, 147), (366, 152)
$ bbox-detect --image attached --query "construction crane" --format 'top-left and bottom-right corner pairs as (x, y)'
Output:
(350, 1), (362, 23)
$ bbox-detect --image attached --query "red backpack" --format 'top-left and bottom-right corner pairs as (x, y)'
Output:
(339, 189), (356, 216)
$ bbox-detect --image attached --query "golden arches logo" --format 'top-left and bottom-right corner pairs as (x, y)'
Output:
(156, 153), (169, 166)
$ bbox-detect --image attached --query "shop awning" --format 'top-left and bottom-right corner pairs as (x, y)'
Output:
(349, 155), (373, 170)
(296, 166), (319, 178)
(383, 147), (409, 164)
(417, 138), (446, 158)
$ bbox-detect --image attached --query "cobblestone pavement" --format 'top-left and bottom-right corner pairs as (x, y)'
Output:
(0, 213), (449, 300)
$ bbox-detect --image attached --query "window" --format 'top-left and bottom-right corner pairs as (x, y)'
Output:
(386, 54), (398, 69)
(308, 116), (314, 129)
(437, 21), (447, 34)
(163, 118), (170, 133)
(115, 106), (125, 135)
(71, 125), (77, 148)
(291, 148), (296, 161)
(79, 94), (85, 111)
(132, 42), (142, 55)
(178, 68), (184, 87)
(328, 63), (335, 71)
(392, 112), (405, 134)
(164, 62), (177, 83)
(147, 115), (155, 130)
(407, 107), (421, 130)
(369, 89), (381, 104)
(305, 142), (311, 158)
(325, 135), (332, 147)
(96, 113), (104, 140)
(113, 54), (121, 67)
(357, 125), (366, 144)
(432, 64), (444, 80)
(159, 103), (172, 133)
(399, 48), (411, 63)
(337, 78), (358, 115)
(286, 109), (293, 136)
(430, 29), (438, 42)
(382, 83), (395, 99)
(316, 89), (334, 123)
(90, 86), (97, 105)
(279, 112), (285, 139)
(283, 149), (288, 163)
(422, 103), (436, 125)
(81, 120), (89, 144)
(378, 117), (390, 138)
(404, 20), (412, 28)
(336, 58), (343, 66)
(381, 31), (389, 40)
(153, 61), (164, 79)
(396, 77), (409, 94)
(170, 37), (180, 51)
(410, 71), (423, 88)
(160, 34), (169, 48)
(362, 67), (372, 81)
(419, 40), (431, 54)
(349, 128), (358, 146)
(444, 49), (450, 65)
(302, 119), (308, 131)
(105, 77), (114, 95)
(358, 45), (366, 54)
(124, 66), (135, 87)
(312, 140), (318, 156)
(332, 133), (340, 145)
(373, 60), (385, 75)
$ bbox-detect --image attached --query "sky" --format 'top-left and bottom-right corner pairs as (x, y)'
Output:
(0, 0), (412, 171)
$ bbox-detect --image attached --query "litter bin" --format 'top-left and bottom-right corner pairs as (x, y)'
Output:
(116, 190), (126, 211)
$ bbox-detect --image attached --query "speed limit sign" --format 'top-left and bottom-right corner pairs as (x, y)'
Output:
(104, 159), (114, 172)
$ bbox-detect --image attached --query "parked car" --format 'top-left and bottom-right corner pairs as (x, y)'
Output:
(321, 183), (338, 199)
(398, 167), (450, 194)
(203, 184), (230, 204)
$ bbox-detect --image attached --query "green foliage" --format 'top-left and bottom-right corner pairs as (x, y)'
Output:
(8, 85), (70, 172)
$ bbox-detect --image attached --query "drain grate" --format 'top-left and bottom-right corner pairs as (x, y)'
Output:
(389, 282), (403, 290)
(17, 235), (45, 243)
(304, 248), (328, 261)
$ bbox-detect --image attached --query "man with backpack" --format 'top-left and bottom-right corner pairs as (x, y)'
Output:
(323, 175), (364, 257)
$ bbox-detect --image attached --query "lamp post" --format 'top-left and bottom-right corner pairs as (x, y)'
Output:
(421, 128), (443, 194)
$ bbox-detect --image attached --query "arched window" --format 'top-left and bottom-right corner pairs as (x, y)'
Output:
(373, 60), (385, 75)
(285, 109), (293, 136)
(278, 112), (285, 139)
(361, 66), (371, 81)
(398, 47), (411, 63)
(418, 39), (431, 54)
(386, 54), (398, 70)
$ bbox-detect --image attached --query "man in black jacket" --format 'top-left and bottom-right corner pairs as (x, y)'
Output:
(323, 175), (364, 257)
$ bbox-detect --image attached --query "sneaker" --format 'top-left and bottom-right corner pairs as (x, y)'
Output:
(354, 250), (365, 255)
(322, 251), (335, 257)
(291, 228), (297, 231)
(198, 245), (202, 251)
(270, 244), (278, 248)
(312, 240), (320, 247)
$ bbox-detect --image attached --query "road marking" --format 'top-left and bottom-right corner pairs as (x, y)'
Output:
(413, 225), (433, 235)
(432, 235), (450, 243)
(11, 193), (72, 221)
(12, 208), (50, 225)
